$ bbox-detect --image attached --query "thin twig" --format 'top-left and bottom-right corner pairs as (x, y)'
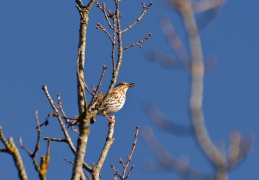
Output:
(96, 23), (113, 42)
(122, 126), (139, 179)
(94, 65), (107, 96)
(57, 94), (69, 122)
(111, 127), (139, 180)
(64, 157), (75, 165)
(96, 1), (115, 30)
(111, 16), (117, 71)
(44, 137), (67, 143)
(111, 164), (121, 178)
(123, 33), (152, 50)
(90, 65), (108, 106)
(102, 0), (123, 104)
(19, 111), (50, 180)
(122, 2), (153, 33)
(42, 85), (76, 152)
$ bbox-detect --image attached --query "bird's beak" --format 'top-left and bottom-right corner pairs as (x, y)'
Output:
(127, 83), (134, 88)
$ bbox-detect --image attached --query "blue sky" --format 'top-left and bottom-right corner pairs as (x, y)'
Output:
(1, 0), (259, 179)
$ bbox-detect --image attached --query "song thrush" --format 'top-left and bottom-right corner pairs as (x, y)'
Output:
(92, 82), (134, 123)
(69, 82), (134, 125)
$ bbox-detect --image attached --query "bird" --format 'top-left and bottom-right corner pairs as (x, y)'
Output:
(92, 82), (134, 123)
(68, 82), (134, 126)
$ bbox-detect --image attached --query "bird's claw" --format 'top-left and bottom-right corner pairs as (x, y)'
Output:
(108, 116), (115, 124)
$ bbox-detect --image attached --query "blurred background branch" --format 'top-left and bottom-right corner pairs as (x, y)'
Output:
(143, 0), (253, 179)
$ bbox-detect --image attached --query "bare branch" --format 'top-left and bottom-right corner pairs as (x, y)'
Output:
(19, 111), (50, 180)
(122, 2), (153, 33)
(111, 17), (117, 71)
(96, 1), (115, 30)
(76, 0), (84, 8)
(95, 65), (107, 95)
(92, 121), (115, 179)
(42, 85), (92, 174)
(73, 0), (97, 177)
(89, 65), (108, 106)
(96, 23), (113, 42)
(44, 137), (67, 143)
(176, 0), (227, 171)
(101, 0), (123, 108)
(42, 85), (76, 151)
(85, 0), (96, 12)
(123, 126), (139, 179)
(0, 126), (28, 180)
(123, 33), (152, 50)
(57, 94), (70, 123)
(64, 157), (87, 180)
(64, 157), (75, 165)
(111, 126), (139, 180)
(111, 164), (121, 179)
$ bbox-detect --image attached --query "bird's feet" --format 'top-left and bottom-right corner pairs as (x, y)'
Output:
(103, 112), (115, 124)
(108, 115), (115, 124)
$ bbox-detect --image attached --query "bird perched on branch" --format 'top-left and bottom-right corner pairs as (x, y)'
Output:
(69, 82), (134, 125)
(92, 82), (134, 123)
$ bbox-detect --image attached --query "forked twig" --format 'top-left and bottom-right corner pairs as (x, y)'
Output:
(96, 23), (113, 42)
(0, 126), (28, 180)
(42, 85), (92, 173)
(123, 33), (152, 50)
(96, 1), (115, 30)
(112, 126), (139, 180)
(19, 111), (50, 179)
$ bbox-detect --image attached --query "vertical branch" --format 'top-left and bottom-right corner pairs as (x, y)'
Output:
(92, 123), (115, 179)
(105, 0), (123, 98)
(176, 0), (227, 179)
(93, 0), (151, 178)
(72, 0), (96, 179)
(76, 7), (88, 114)
(112, 16), (117, 71)
(96, 0), (152, 107)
